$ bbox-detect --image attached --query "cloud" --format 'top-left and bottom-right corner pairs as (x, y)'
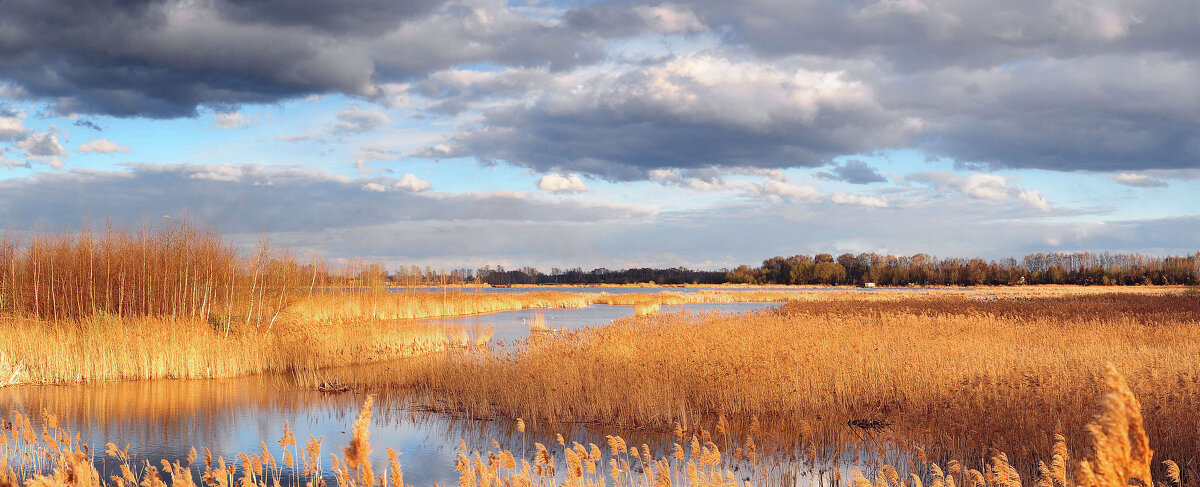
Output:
(0, 148), (28, 169)
(743, 180), (820, 203)
(633, 4), (707, 34)
(907, 171), (1051, 211)
(831, 192), (888, 207)
(362, 173), (432, 192)
(650, 168), (734, 192)
(78, 139), (132, 154)
(73, 119), (103, 131)
(0, 0), (633, 118)
(336, 104), (391, 133)
(424, 54), (913, 180)
(1017, 188), (1051, 212)
(214, 112), (249, 129)
(815, 159), (888, 184)
(1110, 172), (1168, 188)
(0, 117), (27, 142)
(189, 164), (248, 182)
(537, 173), (587, 194)
(16, 131), (68, 168)
(0, 0), (1196, 180)
(684, 0), (1183, 70)
(0, 163), (645, 234)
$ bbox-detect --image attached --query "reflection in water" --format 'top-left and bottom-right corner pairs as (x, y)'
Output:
(1, 375), (467, 485)
(1, 302), (787, 486)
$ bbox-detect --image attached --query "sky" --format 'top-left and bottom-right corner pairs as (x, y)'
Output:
(0, 0), (1197, 270)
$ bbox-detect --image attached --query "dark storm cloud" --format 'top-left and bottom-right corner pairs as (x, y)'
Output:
(2, 0), (1198, 177)
(212, 0), (444, 34)
(688, 0), (1200, 70)
(0, 164), (651, 232)
(0, 0), (618, 118)
(815, 160), (887, 184)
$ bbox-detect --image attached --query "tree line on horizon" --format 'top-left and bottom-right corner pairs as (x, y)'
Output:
(390, 251), (1200, 287)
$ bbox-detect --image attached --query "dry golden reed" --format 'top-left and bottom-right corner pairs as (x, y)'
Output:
(2, 365), (1193, 487)
(370, 292), (1200, 469)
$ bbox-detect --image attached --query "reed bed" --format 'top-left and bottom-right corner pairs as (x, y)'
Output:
(0, 315), (448, 384)
(2, 367), (1192, 487)
(358, 293), (1200, 473)
(289, 291), (592, 323)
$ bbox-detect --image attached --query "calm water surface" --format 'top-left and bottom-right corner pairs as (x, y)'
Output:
(0, 302), (782, 485)
(419, 302), (778, 343)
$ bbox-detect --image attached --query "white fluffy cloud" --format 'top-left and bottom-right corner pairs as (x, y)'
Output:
(537, 173), (587, 194)
(16, 131), (68, 168)
(744, 180), (820, 203)
(78, 139), (132, 154)
(907, 171), (1051, 211)
(363, 173), (431, 192)
(0, 116), (26, 141)
(831, 192), (888, 208)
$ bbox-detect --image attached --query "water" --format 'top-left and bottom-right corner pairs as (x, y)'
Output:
(0, 374), (467, 485)
(392, 285), (904, 294)
(0, 301), (781, 486)
(418, 302), (779, 343)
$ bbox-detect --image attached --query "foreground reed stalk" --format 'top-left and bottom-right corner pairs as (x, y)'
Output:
(2, 365), (1191, 487)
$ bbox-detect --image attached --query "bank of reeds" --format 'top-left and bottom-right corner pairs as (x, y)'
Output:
(0, 315), (448, 384)
(365, 293), (1200, 472)
(289, 291), (592, 322)
(0, 223), (494, 384)
(2, 365), (1192, 487)
(0, 223), (319, 328)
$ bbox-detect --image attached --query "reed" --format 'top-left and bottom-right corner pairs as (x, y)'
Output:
(363, 292), (1200, 473)
(3, 365), (1194, 487)
(0, 314), (448, 384)
(290, 291), (592, 323)
(632, 301), (660, 316)
(527, 312), (548, 333)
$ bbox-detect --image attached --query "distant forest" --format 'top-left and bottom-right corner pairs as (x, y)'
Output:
(392, 252), (1200, 287)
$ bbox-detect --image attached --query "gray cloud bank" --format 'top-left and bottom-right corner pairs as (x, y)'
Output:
(1, 0), (1198, 179)
(0, 164), (1195, 268)
(0, 164), (650, 234)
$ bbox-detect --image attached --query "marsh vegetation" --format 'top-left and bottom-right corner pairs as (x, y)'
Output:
(0, 224), (1196, 487)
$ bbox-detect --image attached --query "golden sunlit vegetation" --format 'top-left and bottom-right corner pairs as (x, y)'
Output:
(354, 292), (1200, 473)
(0, 223), (457, 384)
(0, 315), (447, 384)
(2, 366), (1192, 487)
(0, 223), (833, 384)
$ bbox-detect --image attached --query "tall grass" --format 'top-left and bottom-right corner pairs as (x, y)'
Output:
(2, 365), (1193, 487)
(360, 293), (1200, 472)
(0, 315), (448, 384)
(290, 291), (593, 322)
(0, 222), (313, 328)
